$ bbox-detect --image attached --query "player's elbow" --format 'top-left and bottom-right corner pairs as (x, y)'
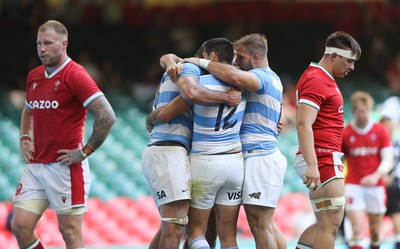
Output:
(108, 110), (117, 125)
(157, 109), (172, 123)
(183, 86), (202, 103)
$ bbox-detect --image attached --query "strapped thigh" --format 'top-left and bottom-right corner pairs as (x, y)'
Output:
(311, 196), (345, 212)
(14, 200), (50, 215)
(160, 216), (188, 226)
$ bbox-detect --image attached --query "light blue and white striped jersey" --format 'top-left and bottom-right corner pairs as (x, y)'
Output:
(191, 74), (247, 155)
(240, 66), (283, 153)
(148, 63), (203, 150)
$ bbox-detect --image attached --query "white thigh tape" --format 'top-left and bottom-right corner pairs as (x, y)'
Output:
(161, 215), (188, 225)
(311, 196), (345, 212)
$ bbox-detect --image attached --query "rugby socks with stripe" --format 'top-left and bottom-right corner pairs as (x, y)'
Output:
(22, 238), (44, 249)
(295, 242), (312, 249)
(189, 238), (210, 249)
(370, 240), (380, 249)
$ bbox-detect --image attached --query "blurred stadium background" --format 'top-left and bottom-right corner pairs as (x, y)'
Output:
(0, 0), (399, 248)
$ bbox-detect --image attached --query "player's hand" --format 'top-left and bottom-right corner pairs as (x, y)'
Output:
(166, 63), (183, 83)
(277, 121), (283, 135)
(360, 173), (380, 187)
(226, 88), (241, 107)
(20, 141), (34, 163)
(382, 175), (394, 186)
(56, 146), (85, 165)
(304, 164), (321, 191)
(146, 114), (154, 132)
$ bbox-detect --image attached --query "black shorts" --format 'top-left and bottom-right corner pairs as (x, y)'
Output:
(386, 177), (400, 215)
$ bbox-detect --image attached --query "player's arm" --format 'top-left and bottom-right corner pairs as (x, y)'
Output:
(84, 95), (116, 152)
(19, 106), (34, 163)
(146, 96), (190, 132)
(183, 58), (260, 91)
(296, 103), (320, 191)
(360, 146), (394, 186)
(177, 74), (241, 106)
(57, 95), (116, 165)
(160, 53), (183, 82)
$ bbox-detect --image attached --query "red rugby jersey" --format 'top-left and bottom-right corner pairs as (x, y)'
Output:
(25, 58), (103, 163)
(296, 63), (345, 166)
(342, 121), (392, 186)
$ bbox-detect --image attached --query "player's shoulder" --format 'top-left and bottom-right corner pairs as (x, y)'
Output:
(27, 65), (45, 82)
(373, 121), (390, 134)
(63, 60), (91, 79)
(65, 60), (86, 71)
(181, 62), (203, 77)
(182, 62), (201, 71)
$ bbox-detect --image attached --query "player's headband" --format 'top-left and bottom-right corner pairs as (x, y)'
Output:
(324, 47), (357, 60)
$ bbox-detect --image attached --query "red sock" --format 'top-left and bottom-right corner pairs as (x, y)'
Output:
(349, 246), (363, 249)
(25, 239), (44, 249)
(35, 241), (44, 249)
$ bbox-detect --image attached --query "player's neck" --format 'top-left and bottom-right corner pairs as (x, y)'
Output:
(354, 119), (370, 129)
(46, 55), (69, 75)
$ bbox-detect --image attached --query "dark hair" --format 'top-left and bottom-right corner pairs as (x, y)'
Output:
(198, 38), (234, 64)
(325, 31), (361, 60)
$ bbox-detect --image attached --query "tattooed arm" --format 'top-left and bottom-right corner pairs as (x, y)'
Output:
(85, 95), (116, 151)
(57, 95), (116, 165)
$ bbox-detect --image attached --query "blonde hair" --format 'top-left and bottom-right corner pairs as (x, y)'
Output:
(350, 91), (374, 110)
(234, 33), (268, 58)
(38, 20), (68, 40)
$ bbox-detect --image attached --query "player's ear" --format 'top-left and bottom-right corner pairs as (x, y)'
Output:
(62, 40), (68, 49)
(252, 53), (260, 64)
(209, 52), (218, 62)
(331, 52), (340, 61)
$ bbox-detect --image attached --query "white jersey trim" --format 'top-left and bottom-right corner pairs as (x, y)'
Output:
(83, 92), (104, 107)
(350, 119), (374, 135)
(45, 57), (72, 78)
(309, 63), (334, 81)
(298, 98), (320, 110)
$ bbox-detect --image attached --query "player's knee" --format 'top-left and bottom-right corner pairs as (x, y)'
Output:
(11, 220), (29, 239)
(59, 225), (81, 246)
(351, 227), (363, 238)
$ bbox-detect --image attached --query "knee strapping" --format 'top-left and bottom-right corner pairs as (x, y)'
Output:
(161, 215), (188, 225)
(311, 196), (345, 212)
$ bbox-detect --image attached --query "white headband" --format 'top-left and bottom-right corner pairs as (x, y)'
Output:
(324, 47), (357, 60)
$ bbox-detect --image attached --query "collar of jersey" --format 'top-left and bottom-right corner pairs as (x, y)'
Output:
(45, 57), (71, 78)
(350, 119), (374, 135)
(309, 62), (334, 81)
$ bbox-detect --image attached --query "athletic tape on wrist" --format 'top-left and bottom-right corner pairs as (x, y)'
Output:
(199, 59), (210, 69)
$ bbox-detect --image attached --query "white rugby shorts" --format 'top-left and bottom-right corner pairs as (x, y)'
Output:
(13, 160), (90, 212)
(242, 149), (287, 207)
(189, 152), (244, 209)
(141, 146), (191, 207)
(345, 183), (387, 214)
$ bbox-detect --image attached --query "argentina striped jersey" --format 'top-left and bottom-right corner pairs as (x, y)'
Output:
(240, 66), (283, 153)
(191, 74), (247, 154)
(148, 63), (202, 150)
